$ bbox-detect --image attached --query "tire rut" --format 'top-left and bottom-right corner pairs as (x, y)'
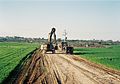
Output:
(10, 50), (120, 84)
(56, 54), (120, 84)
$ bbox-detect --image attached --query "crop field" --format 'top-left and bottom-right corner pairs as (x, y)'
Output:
(74, 45), (120, 70)
(0, 42), (39, 83)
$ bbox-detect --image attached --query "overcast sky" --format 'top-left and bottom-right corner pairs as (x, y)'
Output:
(0, 0), (120, 40)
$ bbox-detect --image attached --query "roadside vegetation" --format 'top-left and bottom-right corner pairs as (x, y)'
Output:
(0, 42), (39, 83)
(74, 45), (120, 70)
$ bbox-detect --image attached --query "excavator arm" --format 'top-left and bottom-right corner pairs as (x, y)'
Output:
(45, 28), (57, 53)
(48, 28), (56, 43)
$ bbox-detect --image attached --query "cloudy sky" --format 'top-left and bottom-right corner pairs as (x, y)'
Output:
(0, 0), (120, 40)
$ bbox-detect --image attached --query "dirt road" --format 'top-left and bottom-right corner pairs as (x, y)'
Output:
(12, 50), (120, 84)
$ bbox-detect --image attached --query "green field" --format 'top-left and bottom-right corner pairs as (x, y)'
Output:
(0, 42), (39, 83)
(74, 45), (120, 70)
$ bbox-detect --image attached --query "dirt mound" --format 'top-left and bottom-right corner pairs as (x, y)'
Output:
(8, 49), (120, 84)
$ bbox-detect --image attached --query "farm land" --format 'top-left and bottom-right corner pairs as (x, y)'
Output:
(0, 41), (120, 83)
(0, 42), (39, 83)
(74, 45), (120, 70)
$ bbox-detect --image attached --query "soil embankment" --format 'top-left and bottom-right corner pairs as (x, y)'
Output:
(9, 49), (120, 84)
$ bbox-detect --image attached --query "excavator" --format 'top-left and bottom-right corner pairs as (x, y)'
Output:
(41, 28), (73, 54)
(41, 28), (57, 53)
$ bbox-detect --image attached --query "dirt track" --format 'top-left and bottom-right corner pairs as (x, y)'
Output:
(13, 49), (120, 84)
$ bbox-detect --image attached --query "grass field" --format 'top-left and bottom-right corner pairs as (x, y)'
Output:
(0, 42), (39, 83)
(74, 45), (120, 70)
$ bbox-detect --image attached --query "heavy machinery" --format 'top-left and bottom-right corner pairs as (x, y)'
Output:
(41, 28), (73, 54)
(58, 41), (73, 54)
(41, 28), (57, 53)
(58, 30), (73, 54)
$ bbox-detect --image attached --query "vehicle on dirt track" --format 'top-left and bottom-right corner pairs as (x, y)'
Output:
(41, 28), (57, 53)
(41, 28), (73, 54)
